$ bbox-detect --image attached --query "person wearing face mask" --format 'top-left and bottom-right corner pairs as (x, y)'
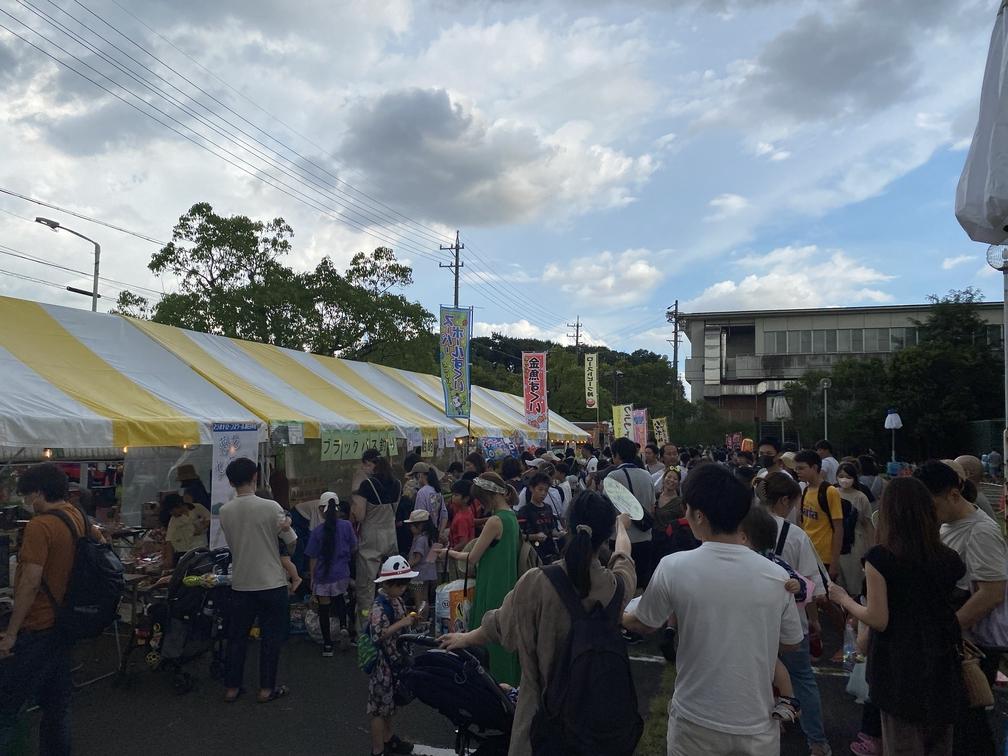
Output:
(755, 437), (783, 480)
(835, 462), (875, 596)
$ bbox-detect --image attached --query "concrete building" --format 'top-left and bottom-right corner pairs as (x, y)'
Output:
(682, 302), (1004, 424)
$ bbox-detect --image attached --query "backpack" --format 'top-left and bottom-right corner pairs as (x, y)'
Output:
(811, 483), (858, 555)
(41, 505), (125, 641)
(358, 593), (395, 675)
(530, 565), (643, 756)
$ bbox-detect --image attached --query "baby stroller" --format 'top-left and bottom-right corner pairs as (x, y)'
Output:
(396, 635), (515, 756)
(144, 547), (232, 693)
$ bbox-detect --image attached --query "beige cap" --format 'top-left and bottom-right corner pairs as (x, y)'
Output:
(940, 459), (967, 482)
(411, 462), (431, 475)
(406, 509), (430, 524)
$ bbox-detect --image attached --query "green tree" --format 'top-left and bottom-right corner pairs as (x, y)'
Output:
(114, 203), (433, 357)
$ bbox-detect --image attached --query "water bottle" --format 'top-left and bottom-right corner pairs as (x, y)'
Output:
(843, 621), (857, 672)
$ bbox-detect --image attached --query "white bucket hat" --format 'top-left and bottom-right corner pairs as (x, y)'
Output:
(374, 555), (419, 583)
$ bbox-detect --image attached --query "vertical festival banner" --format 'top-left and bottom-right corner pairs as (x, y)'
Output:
(210, 422), (261, 549)
(522, 352), (548, 429)
(632, 408), (649, 447)
(612, 404), (633, 439)
(584, 353), (598, 409)
(653, 417), (669, 446)
(439, 306), (472, 419)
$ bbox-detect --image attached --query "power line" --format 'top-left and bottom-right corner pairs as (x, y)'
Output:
(0, 243), (164, 296)
(14, 0), (447, 265)
(96, 0), (451, 247)
(0, 9), (448, 268)
(0, 266), (71, 291)
(0, 186), (165, 245)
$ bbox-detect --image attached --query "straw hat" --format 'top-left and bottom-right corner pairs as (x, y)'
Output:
(405, 509), (430, 524)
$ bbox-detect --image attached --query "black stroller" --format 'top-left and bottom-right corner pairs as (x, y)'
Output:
(396, 635), (515, 755)
(142, 547), (232, 692)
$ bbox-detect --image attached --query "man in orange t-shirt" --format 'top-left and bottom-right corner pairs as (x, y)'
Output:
(0, 463), (89, 755)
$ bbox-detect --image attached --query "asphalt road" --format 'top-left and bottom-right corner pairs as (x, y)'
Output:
(22, 628), (879, 756)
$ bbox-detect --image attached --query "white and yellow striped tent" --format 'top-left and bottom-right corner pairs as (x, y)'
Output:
(0, 295), (587, 453)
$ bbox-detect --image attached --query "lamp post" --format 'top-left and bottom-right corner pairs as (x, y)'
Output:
(613, 370), (623, 406)
(35, 217), (100, 312)
(884, 409), (903, 464)
(986, 245), (1008, 478)
(820, 377), (832, 441)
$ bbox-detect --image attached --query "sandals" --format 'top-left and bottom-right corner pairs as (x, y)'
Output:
(223, 688), (245, 703)
(257, 685), (290, 703)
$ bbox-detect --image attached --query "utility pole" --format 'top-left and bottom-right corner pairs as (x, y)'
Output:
(439, 230), (464, 307)
(566, 316), (582, 359)
(666, 300), (681, 427)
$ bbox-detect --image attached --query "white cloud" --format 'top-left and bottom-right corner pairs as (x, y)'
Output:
(685, 245), (895, 311)
(705, 193), (749, 221)
(541, 248), (666, 308)
(338, 88), (655, 226)
(473, 318), (609, 347)
(942, 254), (974, 270)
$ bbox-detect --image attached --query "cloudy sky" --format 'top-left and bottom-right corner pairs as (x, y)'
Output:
(0, 0), (1000, 368)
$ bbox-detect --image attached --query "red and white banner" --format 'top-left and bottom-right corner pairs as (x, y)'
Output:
(522, 352), (548, 429)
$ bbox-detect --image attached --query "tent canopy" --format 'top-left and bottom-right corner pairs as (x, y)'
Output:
(0, 295), (588, 449)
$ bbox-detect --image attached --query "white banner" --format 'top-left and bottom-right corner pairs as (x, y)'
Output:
(209, 422), (262, 549)
(585, 353), (598, 409)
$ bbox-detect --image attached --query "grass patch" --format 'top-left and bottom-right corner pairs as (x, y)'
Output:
(636, 664), (676, 755)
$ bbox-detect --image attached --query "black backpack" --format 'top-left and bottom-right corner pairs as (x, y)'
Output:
(813, 483), (858, 555)
(42, 506), (125, 641)
(530, 565), (643, 756)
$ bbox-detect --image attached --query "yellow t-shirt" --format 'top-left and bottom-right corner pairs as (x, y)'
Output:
(801, 483), (844, 564)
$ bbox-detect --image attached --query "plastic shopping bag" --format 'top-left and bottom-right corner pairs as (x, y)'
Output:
(846, 660), (869, 704)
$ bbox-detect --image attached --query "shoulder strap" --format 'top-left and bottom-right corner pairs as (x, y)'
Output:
(775, 520), (790, 557)
(39, 507), (84, 609)
(603, 574), (626, 623)
(817, 483), (835, 531)
(622, 468), (634, 496)
(542, 563), (587, 621)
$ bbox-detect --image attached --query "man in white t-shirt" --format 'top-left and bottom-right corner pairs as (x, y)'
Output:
(652, 442), (686, 492)
(219, 457), (297, 704)
(643, 444), (665, 476)
(814, 440), (838, 484)
(624, 464), (804, 755)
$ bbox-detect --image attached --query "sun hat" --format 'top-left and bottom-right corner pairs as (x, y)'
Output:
(940, 459), (967, 483)
(411, 462), (431, 475)
(374, 555), (419, 583)
(319, 491), (339, 509)
(526, 458), (546, 469)
(406, 509), (430, 524)
(779, 451), (797, 471)
(542, 451), (561, 463)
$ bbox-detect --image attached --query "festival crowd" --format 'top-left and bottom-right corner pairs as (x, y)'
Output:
(3, 435), (1007, 756)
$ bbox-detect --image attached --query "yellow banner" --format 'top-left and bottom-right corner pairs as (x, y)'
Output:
(612, 404), (633, 439)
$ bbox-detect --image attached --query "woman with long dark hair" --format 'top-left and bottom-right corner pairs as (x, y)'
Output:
(353, 455), (401, 631)
(828, 477), (965, 754)
(305, 495), (357, 655)
(440, 491), (635, 755)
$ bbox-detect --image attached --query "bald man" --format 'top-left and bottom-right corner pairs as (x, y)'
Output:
(955, 455), (997, 521)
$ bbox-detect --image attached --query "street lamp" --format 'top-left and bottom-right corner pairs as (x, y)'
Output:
(613, 370), (624, 405)
(35, 217), (101, 312)
(819, 377), (832, 441)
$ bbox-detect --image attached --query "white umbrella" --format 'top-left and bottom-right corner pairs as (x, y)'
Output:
(769, 395), (791, 442)
(956, 1), (1008, 244)
(884, 410), (903, 464)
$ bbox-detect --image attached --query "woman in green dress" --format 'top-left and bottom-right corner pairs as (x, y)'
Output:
(443, 471), (521, 685)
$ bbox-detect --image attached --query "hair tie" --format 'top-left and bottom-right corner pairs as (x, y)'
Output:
(576, 524), (593, 537)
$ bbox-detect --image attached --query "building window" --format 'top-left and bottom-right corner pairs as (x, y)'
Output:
(787, 330), (801, 354)
(838, 329), (851, 352)
(864, 328), (878, 352)
(987, 325), (1003, 347)
(890, 327), (905, 350)
(906, 327), (918, 346)
(826, 329), (837, 353)
(851, 328), (864, 352)
(765, 331), (786, 354)
(813, 330), (826, 354)
(801, 330), (812, 353)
